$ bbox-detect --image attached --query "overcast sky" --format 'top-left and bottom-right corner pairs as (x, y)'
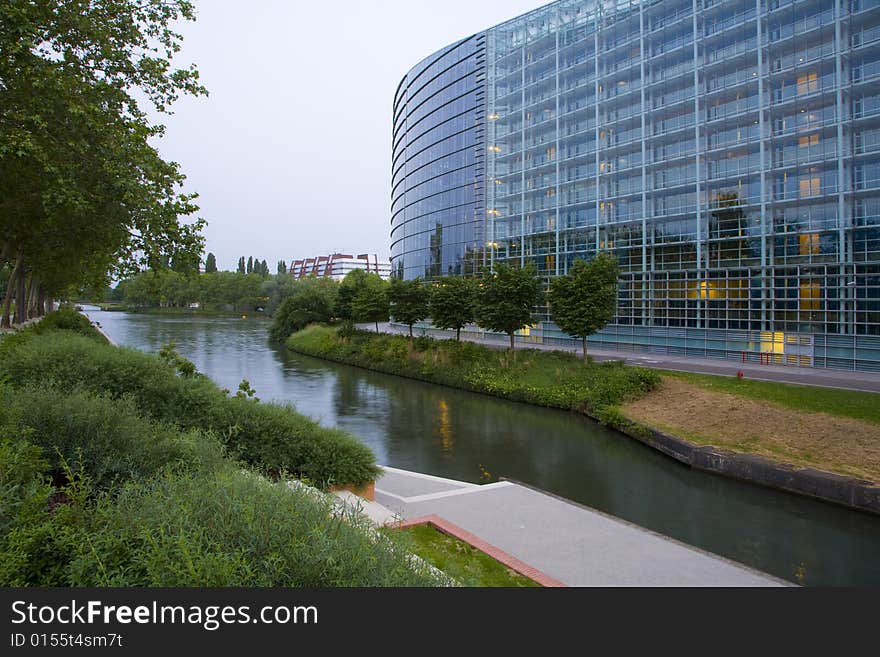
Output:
(154, 0), (543, 272)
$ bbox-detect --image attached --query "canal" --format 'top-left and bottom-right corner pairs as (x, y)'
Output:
(85, 308), (880, 586)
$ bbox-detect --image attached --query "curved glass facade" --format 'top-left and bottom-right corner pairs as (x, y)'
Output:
(392, 0), (880, 370)
(391, 35), (488, 279)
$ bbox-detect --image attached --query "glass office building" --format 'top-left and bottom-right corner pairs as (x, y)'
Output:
(391, 0), (880, 370)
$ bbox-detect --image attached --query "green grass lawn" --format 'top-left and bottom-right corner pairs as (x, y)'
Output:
(399, 524), (540, 587)
(663, 370), (880, 425)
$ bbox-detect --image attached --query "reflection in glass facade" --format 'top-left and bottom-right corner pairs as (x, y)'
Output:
(391, 35), (488, 279)
(392, 0), (880, 370)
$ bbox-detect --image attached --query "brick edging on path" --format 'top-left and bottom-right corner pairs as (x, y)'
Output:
(617, 425), (880, 515)
(395, 515), (565, 587)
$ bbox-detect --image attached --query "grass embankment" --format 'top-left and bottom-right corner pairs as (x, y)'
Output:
(0, 308), (440, 586)
(621, 373), (880, 483)
(286, 325), (660, 428)
(398, 524), (540, 587)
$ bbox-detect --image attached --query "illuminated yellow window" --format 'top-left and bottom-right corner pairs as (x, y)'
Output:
(798, 232), (820, 255)
(799, 281), (821, 310)
(546, 188), (555, 196)
(798, 134), (819, 147)
(547, 146), (556, 160)
(798, 177), (820, 197)
(797, 72), (818, 95)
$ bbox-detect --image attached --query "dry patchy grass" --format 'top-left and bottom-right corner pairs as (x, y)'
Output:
(621, 378), (880, 483)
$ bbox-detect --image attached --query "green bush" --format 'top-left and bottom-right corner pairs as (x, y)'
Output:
(268, 278), (338, 342)
(0, 463), (441, 587)
(0, 385), (224, 490)
(65, 467), (441, 586)
(0, 436), (51, 543)
(0, 331), (378, 487)
(34, 307), (107, 343)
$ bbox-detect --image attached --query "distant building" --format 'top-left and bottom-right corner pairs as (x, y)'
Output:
(289, 253), (392, 280)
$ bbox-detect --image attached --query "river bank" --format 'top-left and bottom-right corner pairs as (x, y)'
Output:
(286, 325), (880, 515)
(88, 305), (268, 318)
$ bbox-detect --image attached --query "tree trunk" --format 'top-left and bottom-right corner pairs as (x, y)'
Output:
(0, 251), (20, 328)
(509, 332), (515, 351)
(375, 320), (379, 333)
(25, 275), (37, 319)
(582, 336), (588, 363)
(13, 255), (27, 325)
(36, 285), (46, 319)
(408, 323), (413, 338)
(456, 327), (461, 341)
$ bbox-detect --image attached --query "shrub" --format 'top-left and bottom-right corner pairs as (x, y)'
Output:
(65, 467), (442, 587)
(0, 459), (440, 587)
(0, 332), (378, 487)
(35, 307), (107, 343)
(0, 385), (225, 491)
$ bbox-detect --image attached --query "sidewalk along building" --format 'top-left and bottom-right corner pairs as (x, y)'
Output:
(391, 0), (880, 371)
(289, 253), (392, 280)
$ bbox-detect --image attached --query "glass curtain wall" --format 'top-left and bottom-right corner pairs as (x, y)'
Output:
(482, 0), (880, 367)
(393, 0), (880, 369)
(391, 35), (488, 280)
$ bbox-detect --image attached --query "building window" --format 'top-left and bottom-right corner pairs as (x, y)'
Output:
(797, 72), (818, 95)
(798, 232), (820, 255)
(798, 134), (819, 147)
(799, 176), (820, 197)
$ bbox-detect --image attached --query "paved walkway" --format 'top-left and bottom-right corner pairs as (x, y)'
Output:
(361, 323), (880, 393)
(374, 466), (788, 587)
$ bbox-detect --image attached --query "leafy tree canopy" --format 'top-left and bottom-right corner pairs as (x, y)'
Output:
(351, 273), (389, 332)
(429, 276), (477, 341)
(389, 277), (430, 337)
(475, 263), (544, 352)
(0, 0), (207, 325)
(548, 253), (619, 360)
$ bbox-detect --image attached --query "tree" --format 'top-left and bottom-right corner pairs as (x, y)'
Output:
(0, 1), (207, 326)
(277, 260), (287, 276)
(268, 277), (339, 342)
(430, 276), (477, 341)
(476, 263), (544, 353)
(336, 269), (369, 320)
(205, 253), (218, 274)
(237, 257), (246, 274)
(351, 274), (390, 333)
(389, 277), (430, 337)
(548, 253), (619, 361)
(260, 259), (269, 276)
(246, 257), (254, 274)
